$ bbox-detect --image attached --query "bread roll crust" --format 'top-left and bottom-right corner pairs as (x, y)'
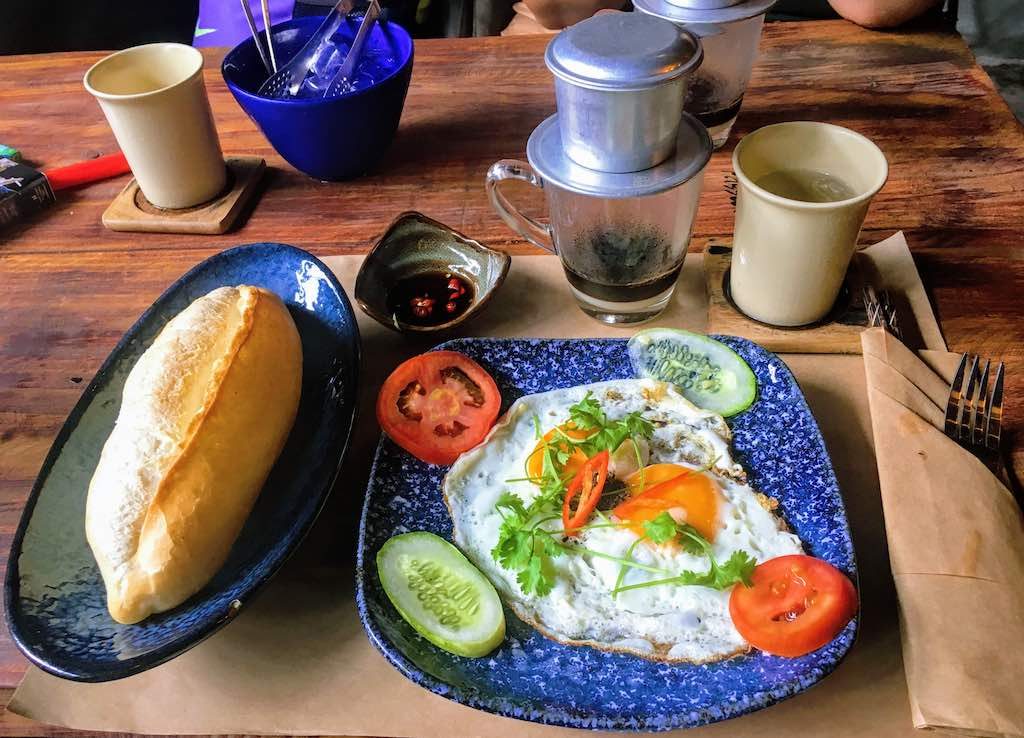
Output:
(86, 286), (302, 624)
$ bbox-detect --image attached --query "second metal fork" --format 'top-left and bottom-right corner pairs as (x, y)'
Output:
(944, 353), (1005, 459)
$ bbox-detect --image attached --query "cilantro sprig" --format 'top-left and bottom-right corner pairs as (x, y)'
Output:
(492, 490), (669, 595)
(567, 392), (654, 457)
(614, 512), (757, 594)
(492, 491), (563, 596)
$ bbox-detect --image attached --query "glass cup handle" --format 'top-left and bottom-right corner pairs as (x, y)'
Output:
(485, 160), (555, 254)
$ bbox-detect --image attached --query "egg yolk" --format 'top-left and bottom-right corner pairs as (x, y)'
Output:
(614, 464), (721, 542)
(623, 463), (690, 496)
(526, 424), (591, 483)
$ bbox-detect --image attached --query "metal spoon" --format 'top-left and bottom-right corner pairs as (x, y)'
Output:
(258, 0), (355, 99)
(325, 0), (381, 97)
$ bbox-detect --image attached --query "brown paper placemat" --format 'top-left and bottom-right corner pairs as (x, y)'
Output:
(9, 233), (943, 736)
(862, 330), (1024, 737)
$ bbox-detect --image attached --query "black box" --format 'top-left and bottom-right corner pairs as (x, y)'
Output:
(0, 158), (55, 228)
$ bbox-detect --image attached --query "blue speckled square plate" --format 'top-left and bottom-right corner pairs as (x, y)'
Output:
(356, 337), (857, 732)
(5, 243), (360, 682)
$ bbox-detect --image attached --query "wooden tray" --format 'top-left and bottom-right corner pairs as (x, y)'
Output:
(704, 245), (873, 354)
(102, 157), (265, 235)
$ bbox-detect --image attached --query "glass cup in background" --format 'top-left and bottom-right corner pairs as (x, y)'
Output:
(486, 115), (710, 325)
(729, 121), (889, 327)
(634, 0), (775, 149)
(84, 43), (227, 209)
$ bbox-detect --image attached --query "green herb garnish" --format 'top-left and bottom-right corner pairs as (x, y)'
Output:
(614, 512), (756, 594)
(567, 392), (654, 457)
(641, 511), (678, 544)
(491, 490), (669, 595)
(492, 491), (563, 596)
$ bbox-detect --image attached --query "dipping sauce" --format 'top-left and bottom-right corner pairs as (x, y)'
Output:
(387, 272), (474, 327)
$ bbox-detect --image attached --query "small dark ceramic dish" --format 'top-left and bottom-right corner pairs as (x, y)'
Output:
(222, 17), (414, 181)
(5, 243), (360, 682)
(355, 212), (511, 333)
(356, 337), (857, 731)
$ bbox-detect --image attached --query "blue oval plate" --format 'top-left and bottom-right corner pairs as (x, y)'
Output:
(356, 337), (857, 732)
(5, 243), (360, 682)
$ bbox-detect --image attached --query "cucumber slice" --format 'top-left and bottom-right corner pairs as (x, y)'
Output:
(376, 532), (505, 658)
(628, 329), (757, 416)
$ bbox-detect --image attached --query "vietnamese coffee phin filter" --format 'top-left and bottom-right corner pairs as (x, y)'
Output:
(488, 12), (712, 325)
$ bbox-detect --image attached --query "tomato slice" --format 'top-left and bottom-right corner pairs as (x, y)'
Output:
(376, 351), (501, 465)
(729, 554), (858, 658)
(613, 468), (721, 542)
(526, 424), (590, 483)
(562, 451), (609, 534)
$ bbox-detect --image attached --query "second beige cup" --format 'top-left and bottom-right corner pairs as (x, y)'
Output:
(730, 122), (888, 326)
(85, 43), (226, 209)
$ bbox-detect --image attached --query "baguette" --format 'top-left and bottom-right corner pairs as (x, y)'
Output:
(85, 285), (302, 624)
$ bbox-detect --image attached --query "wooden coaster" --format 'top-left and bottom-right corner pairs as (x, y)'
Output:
(704, 245), (873, 354)
(102, 156), (265, 235)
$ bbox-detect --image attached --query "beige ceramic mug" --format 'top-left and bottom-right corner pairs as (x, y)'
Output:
(85, 43), (226, 209)
(729, 121), (888, 326)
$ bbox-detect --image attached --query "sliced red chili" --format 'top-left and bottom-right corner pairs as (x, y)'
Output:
(447, 276), (467, 298)
(410, 295), (435, 318)
(562, 451), (609, 535)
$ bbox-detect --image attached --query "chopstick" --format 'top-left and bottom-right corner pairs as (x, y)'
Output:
(238, 0), (272, 75)
(260, 0), (278, 73)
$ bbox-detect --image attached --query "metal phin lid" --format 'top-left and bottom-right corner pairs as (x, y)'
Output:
(671, 0), (743, 8)
(545, 12), (703, 91)
(635, 0), (778, 25)
(527, 113), (712, 199)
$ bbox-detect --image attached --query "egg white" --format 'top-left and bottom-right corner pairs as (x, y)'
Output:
(443, 379), (802, 663)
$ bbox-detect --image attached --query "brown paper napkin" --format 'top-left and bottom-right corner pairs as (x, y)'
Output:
(861, 328), (1024, 738)
(7, 233), (945, 736)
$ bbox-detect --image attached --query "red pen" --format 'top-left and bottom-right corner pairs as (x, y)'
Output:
(1, 151), (131, 228)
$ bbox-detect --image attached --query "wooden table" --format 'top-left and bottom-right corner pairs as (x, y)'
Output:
(1, 18), (1022, 737)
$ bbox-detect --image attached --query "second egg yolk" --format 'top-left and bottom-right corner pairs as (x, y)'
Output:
(615, 464), (721, 542)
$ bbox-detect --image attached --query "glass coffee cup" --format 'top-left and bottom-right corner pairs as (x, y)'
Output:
(486, 114), (711, 324)
(634, 0), (776, 149)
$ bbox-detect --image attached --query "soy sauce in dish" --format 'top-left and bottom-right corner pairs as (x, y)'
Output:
(387, 272), (474, 327)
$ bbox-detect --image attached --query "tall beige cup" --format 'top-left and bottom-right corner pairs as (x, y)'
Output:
(84, 43), (226, 209)
(730, 122), (888, 326)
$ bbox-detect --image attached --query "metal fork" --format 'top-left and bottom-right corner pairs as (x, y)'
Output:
(944, 353), (1009, 480)
(863, 285), (902, 340)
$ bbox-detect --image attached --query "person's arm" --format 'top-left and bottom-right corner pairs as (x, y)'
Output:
(827, 0), (940, 28)
(522, 0), (625, 30)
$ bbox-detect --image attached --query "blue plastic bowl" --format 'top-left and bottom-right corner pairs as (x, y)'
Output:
(222, 16), (414, 181)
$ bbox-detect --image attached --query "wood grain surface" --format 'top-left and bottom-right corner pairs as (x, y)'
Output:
(1, 19), (1023, 737)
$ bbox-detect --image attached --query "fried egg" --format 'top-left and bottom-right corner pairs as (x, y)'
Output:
(443, 378), (802, 663)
